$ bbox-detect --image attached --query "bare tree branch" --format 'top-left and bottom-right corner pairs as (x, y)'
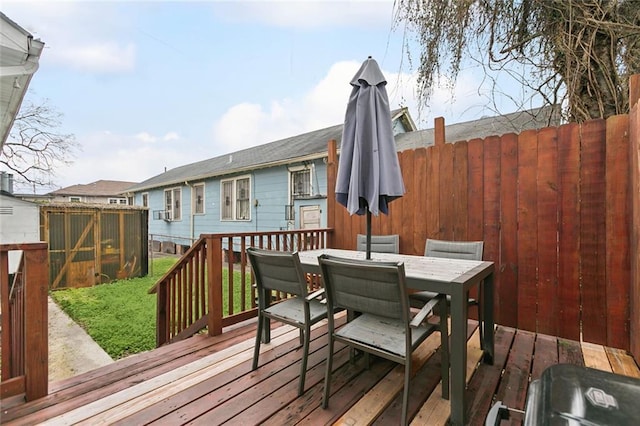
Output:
(1, 98), (79, 192)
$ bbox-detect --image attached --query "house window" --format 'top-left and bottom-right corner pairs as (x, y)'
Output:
(221, 176), (250, 221)
(290, 167), (312, 198)
(142, 193), (149, 207)
(69, 196), (81, 202)
(126, 196), (133, 205)
(193, 183), (205, 214)
(109, 198), (118, 204)
(164, 187), (182, 221)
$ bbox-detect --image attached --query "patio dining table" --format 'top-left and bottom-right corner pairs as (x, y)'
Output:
(297, 248), (495, 426)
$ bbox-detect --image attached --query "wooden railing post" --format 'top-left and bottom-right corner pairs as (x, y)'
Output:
(23, 247), (48, 400)
(156, 280), (168, 346)
(1, 243), (49, 401)
(207, 235), (223, 336)
(0, 250), (10, 380)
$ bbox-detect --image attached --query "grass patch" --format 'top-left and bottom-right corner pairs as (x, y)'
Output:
(51, 257), (253, 360)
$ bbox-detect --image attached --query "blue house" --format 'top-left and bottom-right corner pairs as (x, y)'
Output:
(124, 108), (416, 246)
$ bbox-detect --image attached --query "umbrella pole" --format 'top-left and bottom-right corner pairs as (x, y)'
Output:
(366, 210), (372, 260)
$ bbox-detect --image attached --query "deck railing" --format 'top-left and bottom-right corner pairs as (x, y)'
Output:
(0, 243), (49, 401)
(149, 228), (331, 346)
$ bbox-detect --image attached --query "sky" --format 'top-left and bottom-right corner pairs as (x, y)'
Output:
(3, 0), (531, 193)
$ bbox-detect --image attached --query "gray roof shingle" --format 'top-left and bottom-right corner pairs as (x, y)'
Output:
(126, 106), (558, 193)
(49, 180), (137, 197)
(396, 106), (561, 151)
(127, 123), (345, 192)
(127, 108), (412, 192)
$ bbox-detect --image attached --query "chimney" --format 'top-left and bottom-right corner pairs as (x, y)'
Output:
(0, 171), (14, 194)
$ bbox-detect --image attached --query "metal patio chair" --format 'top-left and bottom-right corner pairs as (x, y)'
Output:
(318, 254), (449, 426)
(247, 247), (327, 396)
(409, 239), (485, 346)
(356, 234), (400, 254)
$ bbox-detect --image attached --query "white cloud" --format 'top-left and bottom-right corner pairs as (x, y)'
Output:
(49, 130), (194, 188)
(135, 132), (158, 143)
(163, 132), (180, 141)
(51, 42), (136, 73)
(3, 1), (136, 74)
(211, 0), (396, 29)
(212, 60), (419, 153)
(212, 102), (299, 153)
(211, 60), (497, 156)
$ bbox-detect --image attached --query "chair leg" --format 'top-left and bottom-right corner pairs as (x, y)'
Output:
(298, 325), (311, 396)
(347, 310), (357, 364)
(253, 314), (263, 370)
(401, 362), (411, 426)
(477, 284), (484, 350)
(322, 326), (335, 408)
(439, 298), (449, 400)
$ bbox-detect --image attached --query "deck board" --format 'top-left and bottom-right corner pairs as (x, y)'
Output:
(495, 329), (535, 425)
(465, 326), (516, 426)
(2, 318), (638, 426)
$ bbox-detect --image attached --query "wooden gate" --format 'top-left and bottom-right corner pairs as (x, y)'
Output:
(40, 204), (148, 289)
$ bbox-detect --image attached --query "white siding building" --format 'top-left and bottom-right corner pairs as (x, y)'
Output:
(0, 193), (40, 273)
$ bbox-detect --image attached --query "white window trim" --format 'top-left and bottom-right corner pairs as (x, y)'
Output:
(164, 186), (182, 222)
(288, 165), (313, 200)
(193, 183), (205, 215)
(69, 196), (81, 202)
(141, 192), (149, 208)
(220, 175), (251, 221)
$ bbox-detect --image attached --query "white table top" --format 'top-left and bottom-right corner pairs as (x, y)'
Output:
(297, 248), (492, 284)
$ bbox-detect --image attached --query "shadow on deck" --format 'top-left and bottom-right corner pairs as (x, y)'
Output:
(2, 313), (639, 425)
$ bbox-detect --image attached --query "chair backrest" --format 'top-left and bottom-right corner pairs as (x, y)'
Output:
(424, 239), (484, 261)
(318, 254), (409, 322)
(247, 247), (308, 297)
(356, 234), (400, 254)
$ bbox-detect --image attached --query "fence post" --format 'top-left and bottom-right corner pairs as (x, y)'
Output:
(327, 139), (337, 249)
(434, 117), (446, 146)
(629, 74), (640, 361)
(207, 235), (223, 336)
(630, 74), (639, 108)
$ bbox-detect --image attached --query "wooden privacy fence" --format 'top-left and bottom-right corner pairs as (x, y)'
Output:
(327, 111), (636, 352)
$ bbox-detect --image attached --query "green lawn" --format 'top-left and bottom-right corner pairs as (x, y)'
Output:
(51, 257), (253, 359)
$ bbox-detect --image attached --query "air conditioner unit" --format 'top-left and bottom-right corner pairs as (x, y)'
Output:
(153, 210), (172, 221)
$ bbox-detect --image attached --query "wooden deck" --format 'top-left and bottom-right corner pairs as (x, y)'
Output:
(2, 312), (639, 426)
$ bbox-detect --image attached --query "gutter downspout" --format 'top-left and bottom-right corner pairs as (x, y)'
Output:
(184, 181), (194, 242)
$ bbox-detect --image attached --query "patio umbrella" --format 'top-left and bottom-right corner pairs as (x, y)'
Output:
(335, 56), (405, 259)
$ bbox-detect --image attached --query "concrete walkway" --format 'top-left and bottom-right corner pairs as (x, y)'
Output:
(48, 297), (114, 382)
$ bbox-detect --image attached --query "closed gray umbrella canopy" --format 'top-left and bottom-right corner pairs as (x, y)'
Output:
(336, 57), (405, 217)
